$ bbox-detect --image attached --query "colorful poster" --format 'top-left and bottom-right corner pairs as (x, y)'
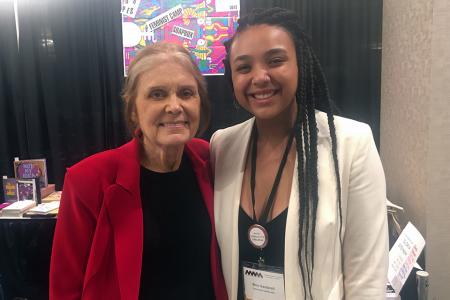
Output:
(121, 0), (239, 76)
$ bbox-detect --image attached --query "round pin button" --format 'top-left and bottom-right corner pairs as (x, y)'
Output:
(248, 224), (268, 249)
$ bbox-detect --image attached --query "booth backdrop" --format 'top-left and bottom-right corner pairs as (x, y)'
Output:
(0, 0), (382, 192)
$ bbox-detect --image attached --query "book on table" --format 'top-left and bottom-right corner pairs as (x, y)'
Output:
(2, 177), (18, 203)
(42, 191), (62, 202)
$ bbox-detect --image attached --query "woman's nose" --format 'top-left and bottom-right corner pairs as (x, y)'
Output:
(165, 94), (182, 114)
(252, 66), (270, 86)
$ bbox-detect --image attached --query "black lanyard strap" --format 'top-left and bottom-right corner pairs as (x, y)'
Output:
(250, 124), (296, 225)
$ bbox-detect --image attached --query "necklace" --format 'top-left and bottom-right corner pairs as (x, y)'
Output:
(247, 123), (295, 264)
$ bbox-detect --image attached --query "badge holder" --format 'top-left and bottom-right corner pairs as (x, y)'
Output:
(243, 225), (285, 300)
(242, 261), (285, 300)
(240, 124), (295, 300)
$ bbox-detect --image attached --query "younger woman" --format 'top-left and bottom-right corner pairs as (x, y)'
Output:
(211, 8), (388, 300)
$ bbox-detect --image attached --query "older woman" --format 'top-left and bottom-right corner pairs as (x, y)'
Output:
(50, 43), (227, 300)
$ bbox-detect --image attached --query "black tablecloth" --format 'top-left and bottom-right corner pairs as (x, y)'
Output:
(0, 217), (56, 300)
(0, 216), (422, 300)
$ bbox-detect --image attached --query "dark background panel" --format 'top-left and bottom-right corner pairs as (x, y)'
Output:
(1, 0), (382, 191)
(0, 1), (27, 182)
(14, 0), (127, 190)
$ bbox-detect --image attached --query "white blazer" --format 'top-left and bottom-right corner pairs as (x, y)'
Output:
(210, 111), (388, 300)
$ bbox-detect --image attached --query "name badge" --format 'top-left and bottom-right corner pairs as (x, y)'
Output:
(243, 262), (285, 300)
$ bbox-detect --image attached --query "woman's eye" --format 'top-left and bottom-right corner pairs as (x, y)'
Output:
(269, 57), (285, 66)
(149, 90), (166, 99)
(180, 89), (195, 99)
(235, 64), (250, 73)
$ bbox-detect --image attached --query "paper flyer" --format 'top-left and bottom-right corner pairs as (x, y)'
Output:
(388, 222), (425, 294)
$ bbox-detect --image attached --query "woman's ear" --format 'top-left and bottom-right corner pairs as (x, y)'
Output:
(131, 110), (137, 123)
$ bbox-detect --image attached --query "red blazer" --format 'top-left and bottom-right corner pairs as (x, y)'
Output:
(50, 138), (227, 300)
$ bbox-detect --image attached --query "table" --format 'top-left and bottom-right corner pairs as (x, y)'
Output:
(0, 217), (56, 300)
(0, 214), (421, 300)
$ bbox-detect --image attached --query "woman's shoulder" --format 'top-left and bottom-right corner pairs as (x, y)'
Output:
(68, 149), (116, 173)
(211, 118), (254, 145)
(186, 138), (210, 161)
(65, 140), (137, 185)
(188, 137), (209, 149)
(315, 110), (373, 141)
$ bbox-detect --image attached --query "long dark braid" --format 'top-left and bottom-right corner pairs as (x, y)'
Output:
(224, 7), (343, 299)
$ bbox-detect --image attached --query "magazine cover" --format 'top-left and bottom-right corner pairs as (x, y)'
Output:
(2, 177), (18, 203)
(14, 158), (48, 188)
(17, 178), (41, 204)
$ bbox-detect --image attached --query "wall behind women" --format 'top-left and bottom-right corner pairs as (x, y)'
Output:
(0, 0), (382, 192)
(381, 0), (450, 298)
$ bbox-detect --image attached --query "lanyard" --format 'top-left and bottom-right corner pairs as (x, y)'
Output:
(250, 124), (295, 225)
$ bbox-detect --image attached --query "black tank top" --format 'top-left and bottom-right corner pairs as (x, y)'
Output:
(237, 206), (288, 299)
(138, 154), (214, 299)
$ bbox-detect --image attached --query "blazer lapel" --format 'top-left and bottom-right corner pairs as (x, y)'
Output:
(223, 119), (254, 299)
(105, 139), (143, 300)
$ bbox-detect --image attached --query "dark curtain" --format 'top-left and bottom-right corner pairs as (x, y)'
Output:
(240, 0), (383, 146)
(203, 76), (251, 138)
(1, 0), (382, 188)
(0, 1), (26, 184)
(16, 0), (127, 189)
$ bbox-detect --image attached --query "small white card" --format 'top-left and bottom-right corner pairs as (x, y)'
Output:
(215, 0), (240, 12)
(388, 222), (425, 294)
(243, 265), (285, 300)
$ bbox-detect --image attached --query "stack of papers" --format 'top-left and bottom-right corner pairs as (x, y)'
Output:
(23, 201), (60, 217)
(1, 200), (36, 217)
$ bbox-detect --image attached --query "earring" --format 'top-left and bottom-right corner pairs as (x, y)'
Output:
(134, 127), (143, 137)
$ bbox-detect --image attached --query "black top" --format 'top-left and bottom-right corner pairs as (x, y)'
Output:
(237, 207), (288, 299)
(138, 154), (214, 300)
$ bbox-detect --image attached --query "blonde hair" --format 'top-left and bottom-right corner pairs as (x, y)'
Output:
(122, 43), (210, 136)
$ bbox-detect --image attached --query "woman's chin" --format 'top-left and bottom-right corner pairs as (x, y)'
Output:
(157, 134), (192, 148)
